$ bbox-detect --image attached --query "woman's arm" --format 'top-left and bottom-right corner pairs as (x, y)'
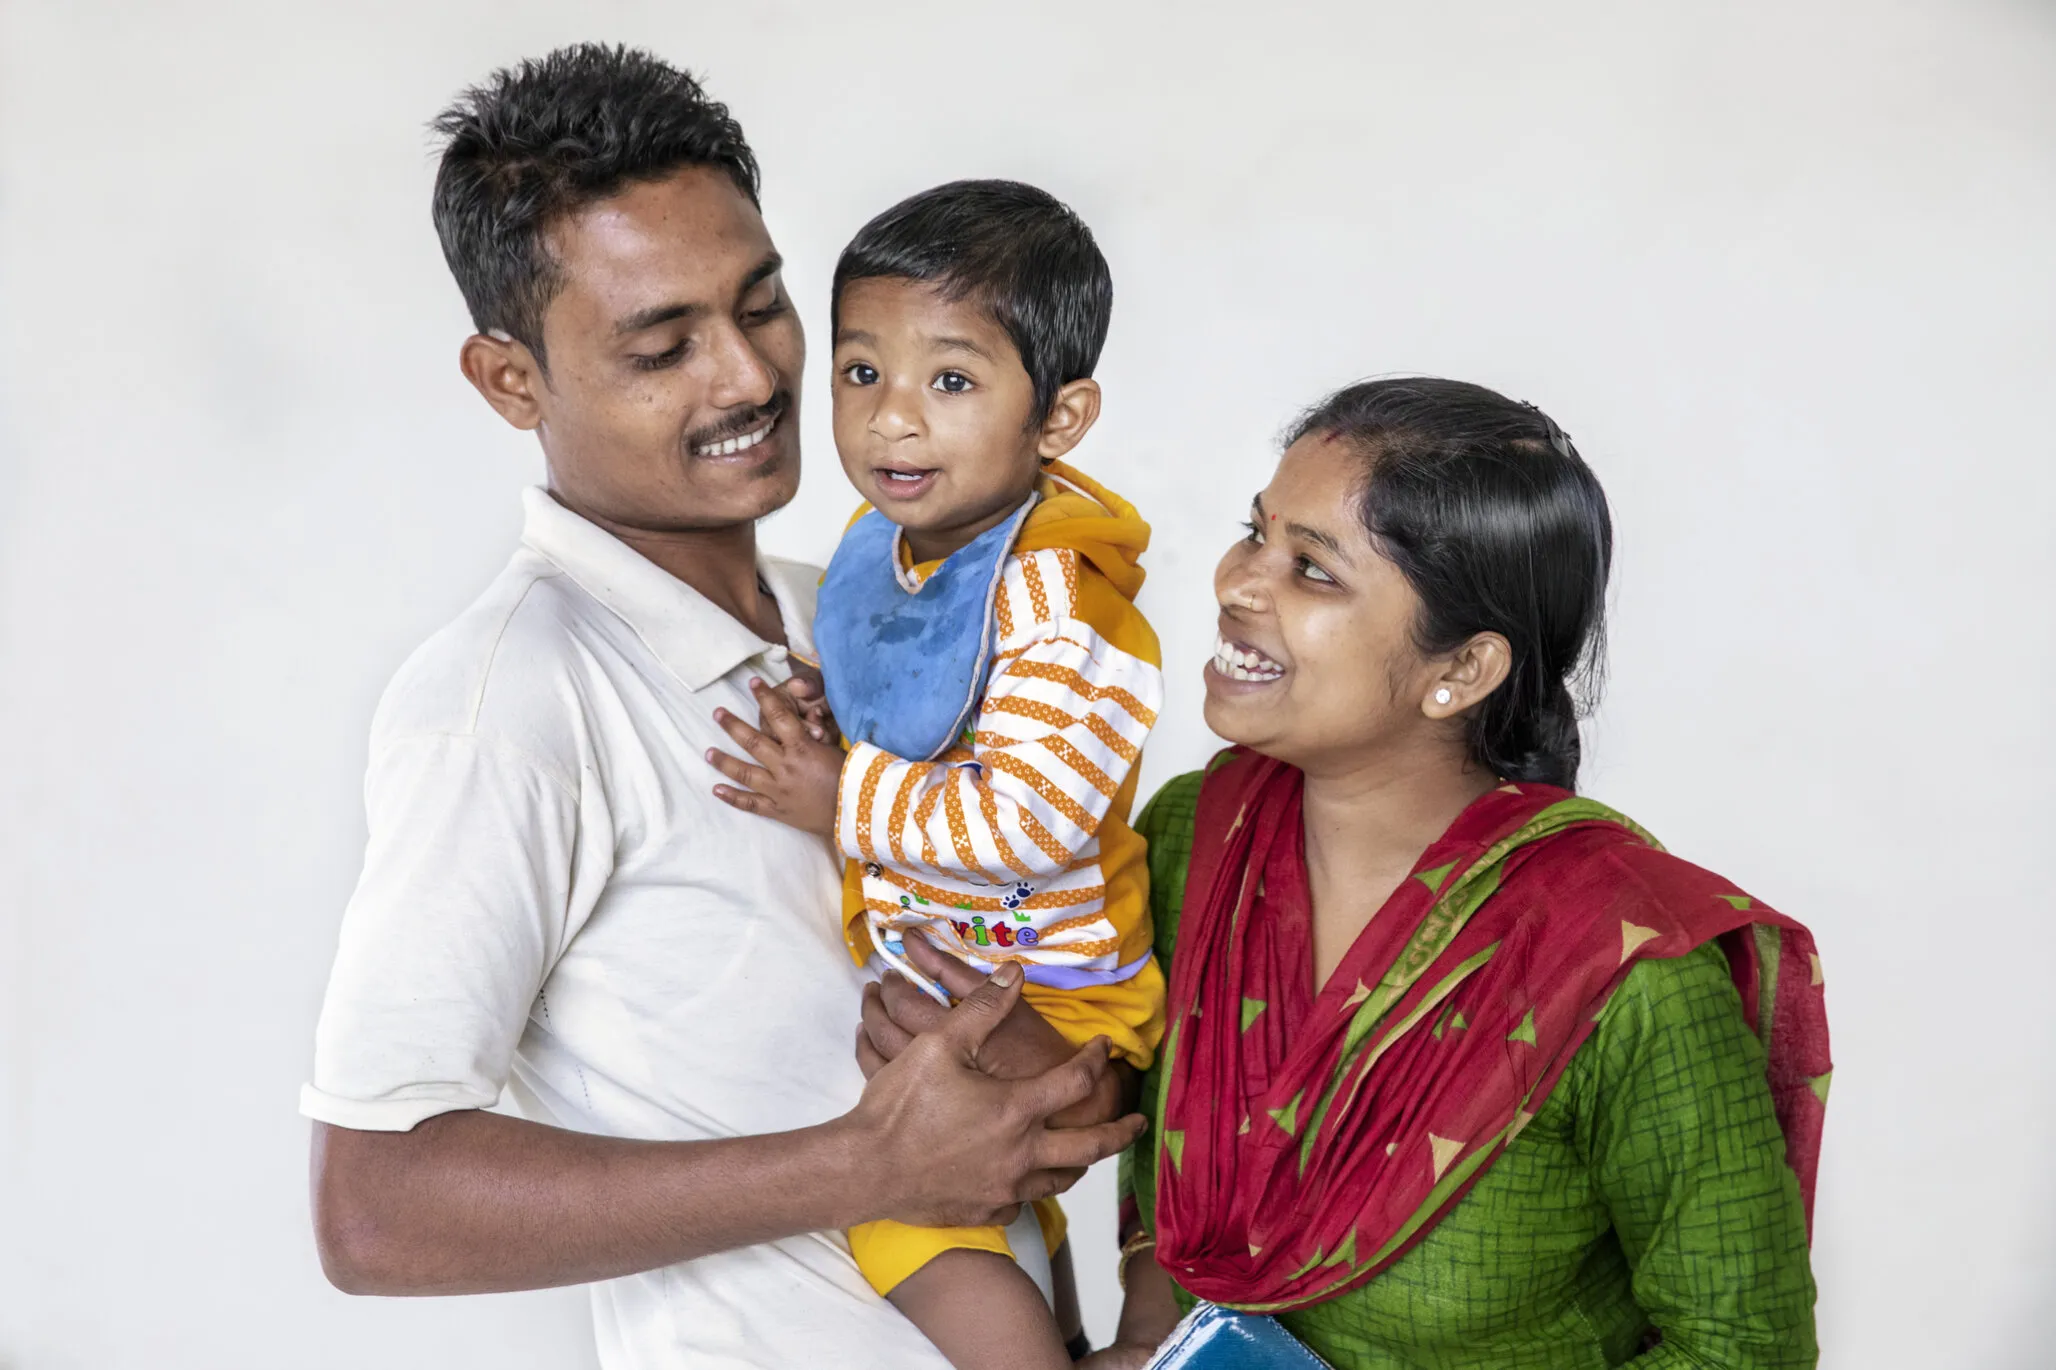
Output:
(1578, 944), (1819, 1368)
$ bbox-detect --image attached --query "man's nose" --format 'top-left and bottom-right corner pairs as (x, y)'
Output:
(703, 322), (778, 411)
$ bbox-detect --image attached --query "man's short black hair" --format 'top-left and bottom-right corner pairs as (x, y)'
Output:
(430, 43), (760, 369)
(831, 180), (1113, 422)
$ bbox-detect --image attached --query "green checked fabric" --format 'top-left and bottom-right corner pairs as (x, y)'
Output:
(1119, 772), (1818, 1369)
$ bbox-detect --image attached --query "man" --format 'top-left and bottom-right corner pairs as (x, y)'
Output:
(303, 44), (1140, 1370)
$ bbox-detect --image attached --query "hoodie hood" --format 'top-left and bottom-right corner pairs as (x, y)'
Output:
(1013, 460), (1150, 602)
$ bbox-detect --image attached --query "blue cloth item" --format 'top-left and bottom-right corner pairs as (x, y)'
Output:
(1144, 1304), (1333, 1370)
(814, 496), (1038, 763)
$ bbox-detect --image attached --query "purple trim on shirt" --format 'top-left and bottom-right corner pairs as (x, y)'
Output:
(1019, 950), (1155, 991)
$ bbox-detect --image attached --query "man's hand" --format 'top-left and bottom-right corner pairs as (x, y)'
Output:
(857, 935), (1137, 1128)
(843, 962), (1146, 1230)
(708, 677), (844, 836)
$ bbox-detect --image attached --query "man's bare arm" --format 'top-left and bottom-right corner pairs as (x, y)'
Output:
(312, 965), (1143, 1295)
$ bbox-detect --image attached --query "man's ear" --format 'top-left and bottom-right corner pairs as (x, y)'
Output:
(458, 332), (546, 432)
(1034, 378), (1102, 465)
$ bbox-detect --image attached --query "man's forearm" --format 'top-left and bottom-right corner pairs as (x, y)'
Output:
(312, 1109), (871, 1296)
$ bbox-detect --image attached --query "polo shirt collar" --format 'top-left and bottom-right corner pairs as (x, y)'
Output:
(519, 486), (807, 692)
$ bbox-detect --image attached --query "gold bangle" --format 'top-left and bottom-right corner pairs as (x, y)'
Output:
(1116, 1229), (1157, 1290)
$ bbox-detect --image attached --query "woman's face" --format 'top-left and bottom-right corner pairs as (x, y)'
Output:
(1205, 435), (1449, 776)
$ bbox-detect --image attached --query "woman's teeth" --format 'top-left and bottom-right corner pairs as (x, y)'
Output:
(695, 417), (775, 457)
(1212, 634), (1285, 682)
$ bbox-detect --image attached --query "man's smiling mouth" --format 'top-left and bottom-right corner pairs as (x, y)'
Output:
(693, 414), (777, 458)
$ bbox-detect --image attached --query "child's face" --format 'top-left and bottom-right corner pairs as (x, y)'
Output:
(832, 277), (1047, 562)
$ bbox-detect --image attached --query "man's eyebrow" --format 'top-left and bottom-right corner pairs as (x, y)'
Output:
(614, 301), (703, 336)
(739, 252), (783, 295)
(613, 254), (784, 337)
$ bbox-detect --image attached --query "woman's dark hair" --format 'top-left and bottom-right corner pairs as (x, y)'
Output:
(429, 44), (761, 371)
(831, 179), (1112, 424)
(1286, 377), (1612, 789)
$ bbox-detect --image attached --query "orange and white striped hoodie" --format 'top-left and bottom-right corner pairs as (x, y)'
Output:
(834, 462), (1166, 1069)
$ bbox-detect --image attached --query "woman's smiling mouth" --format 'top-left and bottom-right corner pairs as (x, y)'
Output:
(1209, 633), (1286, 684)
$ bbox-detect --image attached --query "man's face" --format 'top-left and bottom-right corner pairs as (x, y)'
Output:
(527, 165), (804, 533)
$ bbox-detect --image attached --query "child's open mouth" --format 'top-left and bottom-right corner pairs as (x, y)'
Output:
(872, 466), (939, 501)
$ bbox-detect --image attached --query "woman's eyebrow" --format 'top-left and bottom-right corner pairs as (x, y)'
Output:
(1289, 520), (1346, 557)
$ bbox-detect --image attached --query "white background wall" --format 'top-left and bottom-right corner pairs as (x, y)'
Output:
(3, 1), (2051, 1366)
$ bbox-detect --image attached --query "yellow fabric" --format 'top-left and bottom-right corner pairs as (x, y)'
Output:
(848, 1198), (1069, 1297)
(831, 462), (1163, 1295)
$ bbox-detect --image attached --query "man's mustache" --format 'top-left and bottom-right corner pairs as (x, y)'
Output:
(684, 390), (792, 454)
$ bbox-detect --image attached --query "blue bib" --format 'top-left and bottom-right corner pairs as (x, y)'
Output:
(815, 497), (1039, 762)
(1144, 1304), (1332, 1369)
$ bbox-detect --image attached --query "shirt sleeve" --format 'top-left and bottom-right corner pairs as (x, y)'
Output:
(835, 560), (1163, 885)
(1570, 943), (1820, 1368)
(300, 731), (609, 1132)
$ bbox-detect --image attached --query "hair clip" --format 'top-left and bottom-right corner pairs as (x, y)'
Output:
(1520, 401), (1575, 459)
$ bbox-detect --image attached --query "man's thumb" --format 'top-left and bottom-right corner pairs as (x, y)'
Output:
(942, 962), (1023, 1055)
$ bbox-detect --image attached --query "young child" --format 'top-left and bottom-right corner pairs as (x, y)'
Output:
(706, 180), (1165, 1369)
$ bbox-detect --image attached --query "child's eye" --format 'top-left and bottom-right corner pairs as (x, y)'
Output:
(631, 341), (688, 372)
(842, 362), (879, 385)
(932, 371), (973, 394)
(1298, 556), (1336, 584)
(1241, 519), (1265, 545)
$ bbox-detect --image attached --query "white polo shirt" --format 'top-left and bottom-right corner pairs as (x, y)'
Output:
(303, 487), (947, 1370)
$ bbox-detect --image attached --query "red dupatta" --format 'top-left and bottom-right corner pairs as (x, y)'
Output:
(1151, 751), (1831, 1312)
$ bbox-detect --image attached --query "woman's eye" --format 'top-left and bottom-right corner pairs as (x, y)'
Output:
(1298, 556), (1336, 584)
(843, 362), (879, 385)
(632, 342), (688, 372)
(932, 371), (973, 394)
(1241, 519), (1265, 545)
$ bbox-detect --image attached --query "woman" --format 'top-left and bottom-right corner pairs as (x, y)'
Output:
(1092, 378), (1829, 1367)
(859, 377), (1828, 1367)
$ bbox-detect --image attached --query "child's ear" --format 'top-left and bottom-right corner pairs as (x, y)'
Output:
(1035, 378), (1102, 464)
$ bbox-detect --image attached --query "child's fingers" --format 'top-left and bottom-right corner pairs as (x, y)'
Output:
(705, 746), (774, 794)
(749, 678), (810, 745)
(712, 785), (776, 818)
(712, 705), (776, 759)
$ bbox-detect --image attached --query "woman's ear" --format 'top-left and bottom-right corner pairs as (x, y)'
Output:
(459, 332), (547, 432)
(1423, 632), (1513, 719)
(1034, 378), (1102, 464)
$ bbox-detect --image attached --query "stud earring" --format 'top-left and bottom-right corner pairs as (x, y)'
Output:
(1434, 688), (1453, 706)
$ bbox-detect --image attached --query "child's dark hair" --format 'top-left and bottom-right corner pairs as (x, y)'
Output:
(831, 180), (1112, 422)
(1286, 378), (1612, 790)
(430, 43), (760, 371)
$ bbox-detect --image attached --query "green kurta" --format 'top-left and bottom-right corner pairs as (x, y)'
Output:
(1120, 773), (1818, 1369)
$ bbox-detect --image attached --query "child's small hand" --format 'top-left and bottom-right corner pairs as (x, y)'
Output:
(776, 663), (836, 742)
(709, 678), (844, 837)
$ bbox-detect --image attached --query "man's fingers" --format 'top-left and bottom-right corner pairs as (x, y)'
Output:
(902, 934), (990, 1000)
(1014, 1037), (1112, 1121)
(1028, 1112), (1148, 1174)
(855, 1024), (887, 1079)
(877, 963), (950, 1035)
(712, 707), (777, 760)
(860, 980), (918, 1062)
(934, 962), (1024, 1058)
(705, 748), (773, 792)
